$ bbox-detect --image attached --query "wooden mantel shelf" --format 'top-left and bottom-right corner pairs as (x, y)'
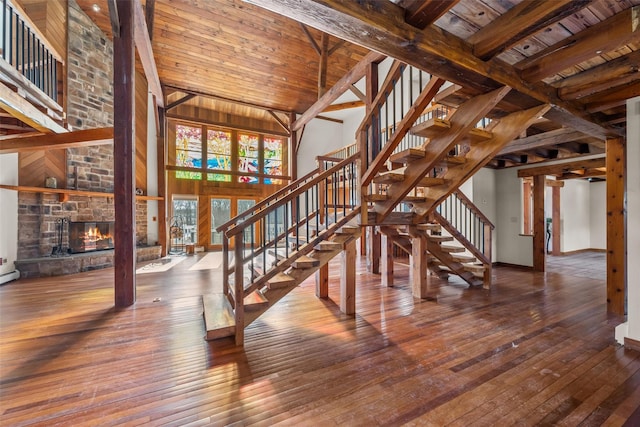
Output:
(0, 185), (164, 202)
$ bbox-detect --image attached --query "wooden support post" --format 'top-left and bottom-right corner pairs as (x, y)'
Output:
(113, 0), (136, 307)
(367, 226), (381, 274)
(340, 240), (356, 315)
(533, 174), (545, 272)
(606, 137), (626, 316)
(318, 33), (328, 99)
(157, 106), (167, 256)
(552, 185), (561, 256)
(411, 229), (430, 299)
(483, 223), (492, 289)
(381, 233), (394, 287)
(316, 263), (329, 298)
(234, 234), (245, 345)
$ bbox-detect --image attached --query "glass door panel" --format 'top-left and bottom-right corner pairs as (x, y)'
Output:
(173, 198), (198, 244)
(238, 199), (256, 245)
(211, 198), (231, 245)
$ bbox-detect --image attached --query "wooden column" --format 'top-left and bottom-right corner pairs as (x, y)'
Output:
(533, 174), (545, 272)
(607, 137), (626, 315)
(340, 240), (356, 315)
(411, 229), (430, 299)
(318, 33), (328, 99)
(113, 0), (136, 307)
(552, 185), (561, 256)
(316, 264), (329, 298)
(157, 106), (167, 256)
(381, 233), (394, 287)
(367, 226), (381, 274)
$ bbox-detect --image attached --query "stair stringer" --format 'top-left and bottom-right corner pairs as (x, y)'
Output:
(243, 228), (361, 327)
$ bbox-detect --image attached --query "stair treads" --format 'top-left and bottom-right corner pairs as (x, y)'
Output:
(202, 294), (235, 340)
(244, 289), (268, 311)
(451, 254), (476, 263)
(292, 255), (320, 269)
(267, 272), (296, 289)
(410, 117), (451, 138)
(440, 244), (465, 253)
(389, 148), (425, 163)
(314, 241), (342, 251)
(417, 176), (446, 187)
(428, 235), (454, 243)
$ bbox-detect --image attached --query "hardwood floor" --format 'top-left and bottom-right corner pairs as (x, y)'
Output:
(1, 252), (638, 426)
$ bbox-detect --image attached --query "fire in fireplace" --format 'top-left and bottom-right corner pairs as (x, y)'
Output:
(69, 221), (115, 253)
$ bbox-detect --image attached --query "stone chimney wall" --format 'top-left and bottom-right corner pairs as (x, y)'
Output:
(16, 0), (148, 259)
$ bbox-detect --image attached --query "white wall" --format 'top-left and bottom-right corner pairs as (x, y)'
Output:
(589, 181), (606, 250)
(297, 118), (345, 176)
(616, 96), (640, 344)
(560, 179), (591, 253)
(0, 153), (19, 276)
(472, 168), (498, 261)
(146, 92), (159, 245)
(495, 167), (533, 266)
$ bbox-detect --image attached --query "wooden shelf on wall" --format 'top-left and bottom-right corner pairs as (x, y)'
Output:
(0, 185), (164, 202)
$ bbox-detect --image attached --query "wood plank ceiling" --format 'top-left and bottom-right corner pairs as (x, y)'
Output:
(74, 0), (640, 169)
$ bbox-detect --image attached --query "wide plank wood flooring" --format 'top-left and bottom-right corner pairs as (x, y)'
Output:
(1, 251), (638, 426)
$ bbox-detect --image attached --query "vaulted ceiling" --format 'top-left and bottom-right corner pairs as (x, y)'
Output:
(76, 0), (640, 168)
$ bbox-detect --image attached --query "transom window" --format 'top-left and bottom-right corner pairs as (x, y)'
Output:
(171, 122), (286, 185)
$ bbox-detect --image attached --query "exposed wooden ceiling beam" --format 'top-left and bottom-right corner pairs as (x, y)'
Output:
(291, 50), (385, 131)
(516, 6), (640, 82)
(165, 94), (195, 111)
(349, 84), (366, 102)
(323, 100), (365, 112)
(498, 128), (591, 156)
(584, 81), (640, 113)
(244, 0), (614, 138)
(300, 23), (321, 55)
(468, 0), (586, 60)
(106, 0), (120, 37)
(132, 0), (164, 107)
(555, 49), (640, 100)
(395, 0), (459, 29)
(145, 0), (156, 41)
(0, 127), (113, 154)
(558, 168), (607, 180)
(267, 110), (291, 134)
(0, 83), (67, 133)
(518, 157), (606, 177)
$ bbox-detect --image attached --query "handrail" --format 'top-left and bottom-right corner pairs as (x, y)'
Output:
(322, 142), (358, 160)
(0, 0), (63, 103)
(225, 153), (358, 237)
(357, 60), (404, 134)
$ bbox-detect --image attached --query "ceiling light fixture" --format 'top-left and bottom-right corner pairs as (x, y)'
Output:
(92, 4), (101, 12)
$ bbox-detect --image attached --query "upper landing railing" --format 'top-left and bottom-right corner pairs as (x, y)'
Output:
(0, 0), (63, 107)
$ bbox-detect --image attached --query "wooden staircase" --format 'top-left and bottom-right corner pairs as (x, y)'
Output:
(204, 154), (361, 344)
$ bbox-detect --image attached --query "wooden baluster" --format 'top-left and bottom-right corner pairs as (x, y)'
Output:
(234, 233), (245, 346)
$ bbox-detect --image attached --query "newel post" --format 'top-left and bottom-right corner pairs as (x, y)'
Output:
(234, 233), (245, 346)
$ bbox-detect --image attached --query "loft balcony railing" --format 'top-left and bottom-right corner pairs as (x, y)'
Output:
(0, 0), (63, 110)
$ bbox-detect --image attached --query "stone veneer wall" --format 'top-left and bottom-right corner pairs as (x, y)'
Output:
(16, 0), (148, 260)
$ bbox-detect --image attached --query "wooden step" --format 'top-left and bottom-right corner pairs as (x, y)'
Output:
(364, 193), (389, 202)
(417, 223), (441, 232)
(440, 155), (467, 166)
(410, 117), (451, 138)
(267, 272), (296, 289)
(451, 254), (476, 263)
(202, 293), (235, 340)
(292, 255), (320, 269)
(466, 127), (493, 143)
(244, 289), (269, 311)
(389, 148), (425, 164)
(417, 176), (446, 187)
(337, 225), (359, 235)
(440, 244), (465, 253)
(428, 235), (454, 243)
(314, 241), (342, 251)
(403, 195), (427, 203)
(464, 263), (485, 273)
(373, 169), (405, 184)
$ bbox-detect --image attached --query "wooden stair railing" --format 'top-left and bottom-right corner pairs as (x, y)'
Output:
(432, 190), (495, 288)
(212, 153), (360, 345)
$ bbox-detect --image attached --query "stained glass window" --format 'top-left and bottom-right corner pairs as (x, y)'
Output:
(238, 133), (259, 184)
(207, 129), (232, 182)
(264, 137), (283, 184)
(175, 124), (202, 180)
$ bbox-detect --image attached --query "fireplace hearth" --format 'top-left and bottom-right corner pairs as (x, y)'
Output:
(69, 221), (115, 253)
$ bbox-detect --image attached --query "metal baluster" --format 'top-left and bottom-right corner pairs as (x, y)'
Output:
(2, 0), (6, 61)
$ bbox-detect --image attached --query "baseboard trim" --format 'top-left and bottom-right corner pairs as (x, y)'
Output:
(559, 248), (606, 256)
(625, 337), (640, 353)
(494, 262), (534, 271)
(0, 270), (20, 285)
